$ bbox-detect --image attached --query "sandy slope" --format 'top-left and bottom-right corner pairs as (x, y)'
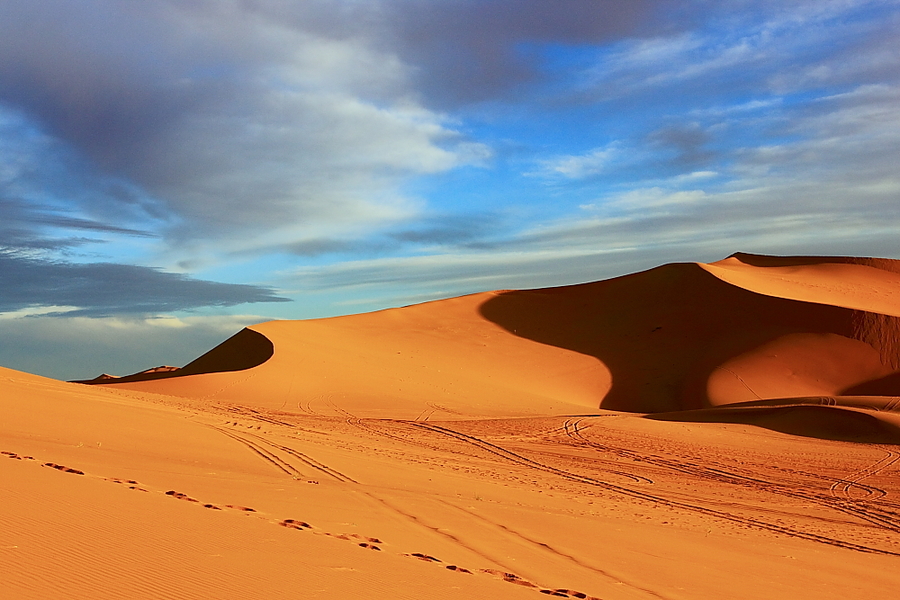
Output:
(4, 253), (900, 598)
(100, 253), (900, 430)
(100, 292), (610, 419)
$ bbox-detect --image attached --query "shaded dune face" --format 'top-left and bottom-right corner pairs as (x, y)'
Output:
(79, 328), (274, 384)
(178, 328), (274, 377)
(649, 403), (900, 444)
(480, 261), (900, 413)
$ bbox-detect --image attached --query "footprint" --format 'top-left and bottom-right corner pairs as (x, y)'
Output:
(4, 451), (33, 460)
(43, 462), (84, 475)
(482, 569), (538, 588)
(409, 553), (441, 563)
(224, 505), (256, 512)
(358, 543), (381, 551)
(110, 479), (149, 492)
(280, 519), (311, 530)
(165, 490), (199, 502)
(445, 565), (472, 574)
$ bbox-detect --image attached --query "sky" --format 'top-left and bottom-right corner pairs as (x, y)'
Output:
(2, 0), (900, 380)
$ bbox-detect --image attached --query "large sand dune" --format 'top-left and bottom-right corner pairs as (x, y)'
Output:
(91, 252), (900, 435)
(4, 253), (900, 598)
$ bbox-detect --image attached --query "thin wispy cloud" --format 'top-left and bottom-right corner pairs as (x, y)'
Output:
(0, 251), (288, 317)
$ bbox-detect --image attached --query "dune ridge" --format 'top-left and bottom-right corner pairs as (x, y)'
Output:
(74, 328), (274, 384)
(82, 253), (900, 441)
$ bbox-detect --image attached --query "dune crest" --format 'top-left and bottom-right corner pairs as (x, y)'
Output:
(99, 292), (610, 419)
(80, 253), (900, 437)
(75, 328), (274, 384)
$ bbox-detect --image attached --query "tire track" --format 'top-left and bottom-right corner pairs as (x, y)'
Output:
(437, 499), (672, 600)
(209, 425), (302, 478)
(406, 421), (900, 556)
(881, 397), (900, 412)
(831, 448), (899, 500)
(241, 431), (357, 484)
(212, 425), (356, 483)
(565, 419), (900, 534)
(326, 400), (451, 453)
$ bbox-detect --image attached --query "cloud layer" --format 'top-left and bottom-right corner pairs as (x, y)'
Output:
(0, 251), (288, 317)
(0, 0), (487, 256)
(2, 0), (900, 379)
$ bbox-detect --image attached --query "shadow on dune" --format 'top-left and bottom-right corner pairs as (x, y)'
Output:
(75, 328), (274, 384)
(646, 403), (900, 444)
(845, 372), (900, 395)
(479, 262), (862, 413)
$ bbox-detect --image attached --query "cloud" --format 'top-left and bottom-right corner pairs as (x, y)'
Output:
(388, 213), (505, 246)
(282, 68), (900, 308)
(382, 0), (693, 106)
(254, 212), (507, 258)
(570, 0), (900, 108)
(646, 124), (716, 168)
(535, 143), (623, 179)
(0, 251), (289, 317)
(2, 0), (900, 332)
(0, 0), (488, 259)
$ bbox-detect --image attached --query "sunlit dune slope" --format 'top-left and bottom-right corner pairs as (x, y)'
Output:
(99, 293), (609, 419)
(93, 253), (900, 424)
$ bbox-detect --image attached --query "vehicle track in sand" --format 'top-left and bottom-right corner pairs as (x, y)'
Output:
(830, 448), (899, 500)
(210, 425), (356, 483)
(563, 419), (900, 537)
(405, 420), (900, 556)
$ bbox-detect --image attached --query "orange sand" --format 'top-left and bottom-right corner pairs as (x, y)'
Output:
(3, 253), (900, 599)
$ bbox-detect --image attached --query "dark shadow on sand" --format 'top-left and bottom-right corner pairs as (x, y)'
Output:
(74, 327), (274, 384)
(478, 263), (860, 413)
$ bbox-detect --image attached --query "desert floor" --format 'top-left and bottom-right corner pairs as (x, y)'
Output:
(3, 367), (899, 599)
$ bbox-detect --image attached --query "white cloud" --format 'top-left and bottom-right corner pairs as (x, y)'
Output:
(533, 142), (623, 179)
(0, 1), (491, 268)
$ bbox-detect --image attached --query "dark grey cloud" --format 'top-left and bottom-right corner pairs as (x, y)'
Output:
(389, 213), (504, 245)
(282, 238), (391, 258)
(646, 124), (716, 168)
(381, 0), (695, 107)
(269, 213), (506, 257)
(0, 0), (482, 251)
(0, 251), (289, 317)
(0, 198), (152, 244)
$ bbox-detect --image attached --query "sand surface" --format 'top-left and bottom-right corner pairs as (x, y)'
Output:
(4, 253), (900, 598)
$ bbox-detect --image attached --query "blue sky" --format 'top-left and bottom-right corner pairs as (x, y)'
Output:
(2, 0), (899, 380)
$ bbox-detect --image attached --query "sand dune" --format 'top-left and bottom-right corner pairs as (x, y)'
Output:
(94, 253), (900, 423)
(4, 253), (900, 598)
(91, 292), (610, 419)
